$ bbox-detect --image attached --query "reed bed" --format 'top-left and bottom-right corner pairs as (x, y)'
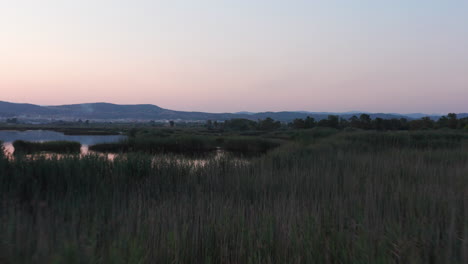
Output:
(0, 131), (467, 263)
(89, 136), (217, 154)
(12, 140), (81, 154)
(89, 135), (282, 155)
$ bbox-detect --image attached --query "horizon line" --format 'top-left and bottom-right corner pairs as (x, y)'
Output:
(0, 100), (457, 116)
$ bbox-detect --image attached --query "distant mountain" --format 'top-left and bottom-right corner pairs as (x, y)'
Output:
(0, 101), (56, 116)
(235, 111), (257, 115)
(403, 113), (432, 119)
(0, 101), (238, 121)
(47, 103), (165, 119)
(0, 101), (464, 122)
(397, 113), (441, 119)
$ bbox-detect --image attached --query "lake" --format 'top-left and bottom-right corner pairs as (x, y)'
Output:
(0, 130), (249, 166)
(0, 130), (126, 156)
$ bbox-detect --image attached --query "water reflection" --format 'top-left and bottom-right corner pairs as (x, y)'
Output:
(0, 130), (250, 165)
(80, 145), (116, 160)
(0, 130), (126, 145)
(3, 142), (14, 156)
(0, 130), (125, 158)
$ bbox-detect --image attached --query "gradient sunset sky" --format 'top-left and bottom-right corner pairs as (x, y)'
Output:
(1, 1), (467, 113)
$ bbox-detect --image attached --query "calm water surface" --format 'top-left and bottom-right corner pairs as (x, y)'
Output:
(0, 130), (126, 156)
(0, 130), (248, 166)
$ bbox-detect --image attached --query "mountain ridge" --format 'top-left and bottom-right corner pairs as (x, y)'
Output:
(1, 101), (465, 122)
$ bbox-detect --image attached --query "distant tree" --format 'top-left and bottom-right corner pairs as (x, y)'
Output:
(6, 118), (18, 124)
(408, 117), (434, 130)
(447, 113), (458, 129)
(382, 119), (397, 130)
(258, 117), (281, 131)
(292, 118), (305, 129)
(206, 120), (213, 129)
(437, 116), (449, 128)
(381, 118), (409, 131)
(304, 116), (316, 128)
(460, 118), (468, 130)
(339, 117), (349, 129)
(359, 114), (372, 129)
(169, 121), (175, 127)
(399, 118), (409, 130)
(421, 117), (434, 129)
(374, 118), (384, 130)
(349, 115), (360, 128)
(318, 115), (339, 129)
(409, 120), (425, 130)
(327, 115), (340, 129)
(224, 118), (257, 131)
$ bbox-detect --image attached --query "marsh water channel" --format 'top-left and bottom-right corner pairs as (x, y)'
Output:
(0, 130), (126, 157)
(0, 130), (241, 166)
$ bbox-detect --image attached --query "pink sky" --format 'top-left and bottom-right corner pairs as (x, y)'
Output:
(1, 1), (467, 113)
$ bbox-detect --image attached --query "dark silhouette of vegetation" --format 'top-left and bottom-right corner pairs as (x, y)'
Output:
(317, 115), (340, 129)
(89, 134), (282, 155)
(257, 117), (281, 131)
(6, 118), (18, 124)
(291, 116), (316, 129)
(0, 130), (467, 263)
(223, 118), (258, 131)
(12, 140), (81, 154)
(287, 113), (468, 131)
(222, 137), (281, 154)
(89, 136), (217, 154)
(0, 125), (122, 135)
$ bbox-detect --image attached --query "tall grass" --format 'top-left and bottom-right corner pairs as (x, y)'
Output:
(0, 131), (467, 263)
(89, 136), (217, 154)
(222, 137), (282, 154)
(89, 135), (282, 155)
(341, 131), (468, 150)
(12, 140), (81, 154)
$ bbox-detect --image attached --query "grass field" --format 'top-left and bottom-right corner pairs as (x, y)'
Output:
(1, 129), (467, 263)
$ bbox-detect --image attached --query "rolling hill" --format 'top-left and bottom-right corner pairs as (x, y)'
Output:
(0, 101), (460, 122)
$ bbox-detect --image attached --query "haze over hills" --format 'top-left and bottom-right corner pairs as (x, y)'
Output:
(0, 101), (465, 122)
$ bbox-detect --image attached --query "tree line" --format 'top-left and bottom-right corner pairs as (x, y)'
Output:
(218, 114), (468, 131)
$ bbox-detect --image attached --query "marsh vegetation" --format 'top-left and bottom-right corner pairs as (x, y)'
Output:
(0, 127), (467, 263)
(88, 136), (282, 155)
(12, 140), (81, 154)
(0, 130), (127, 157)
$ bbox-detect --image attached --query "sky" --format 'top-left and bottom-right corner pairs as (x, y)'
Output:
(1, 0), (467, 114)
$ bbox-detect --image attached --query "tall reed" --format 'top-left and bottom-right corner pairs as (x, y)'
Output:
(12, 140), (81, 154)
(0, 131), (467, 263)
